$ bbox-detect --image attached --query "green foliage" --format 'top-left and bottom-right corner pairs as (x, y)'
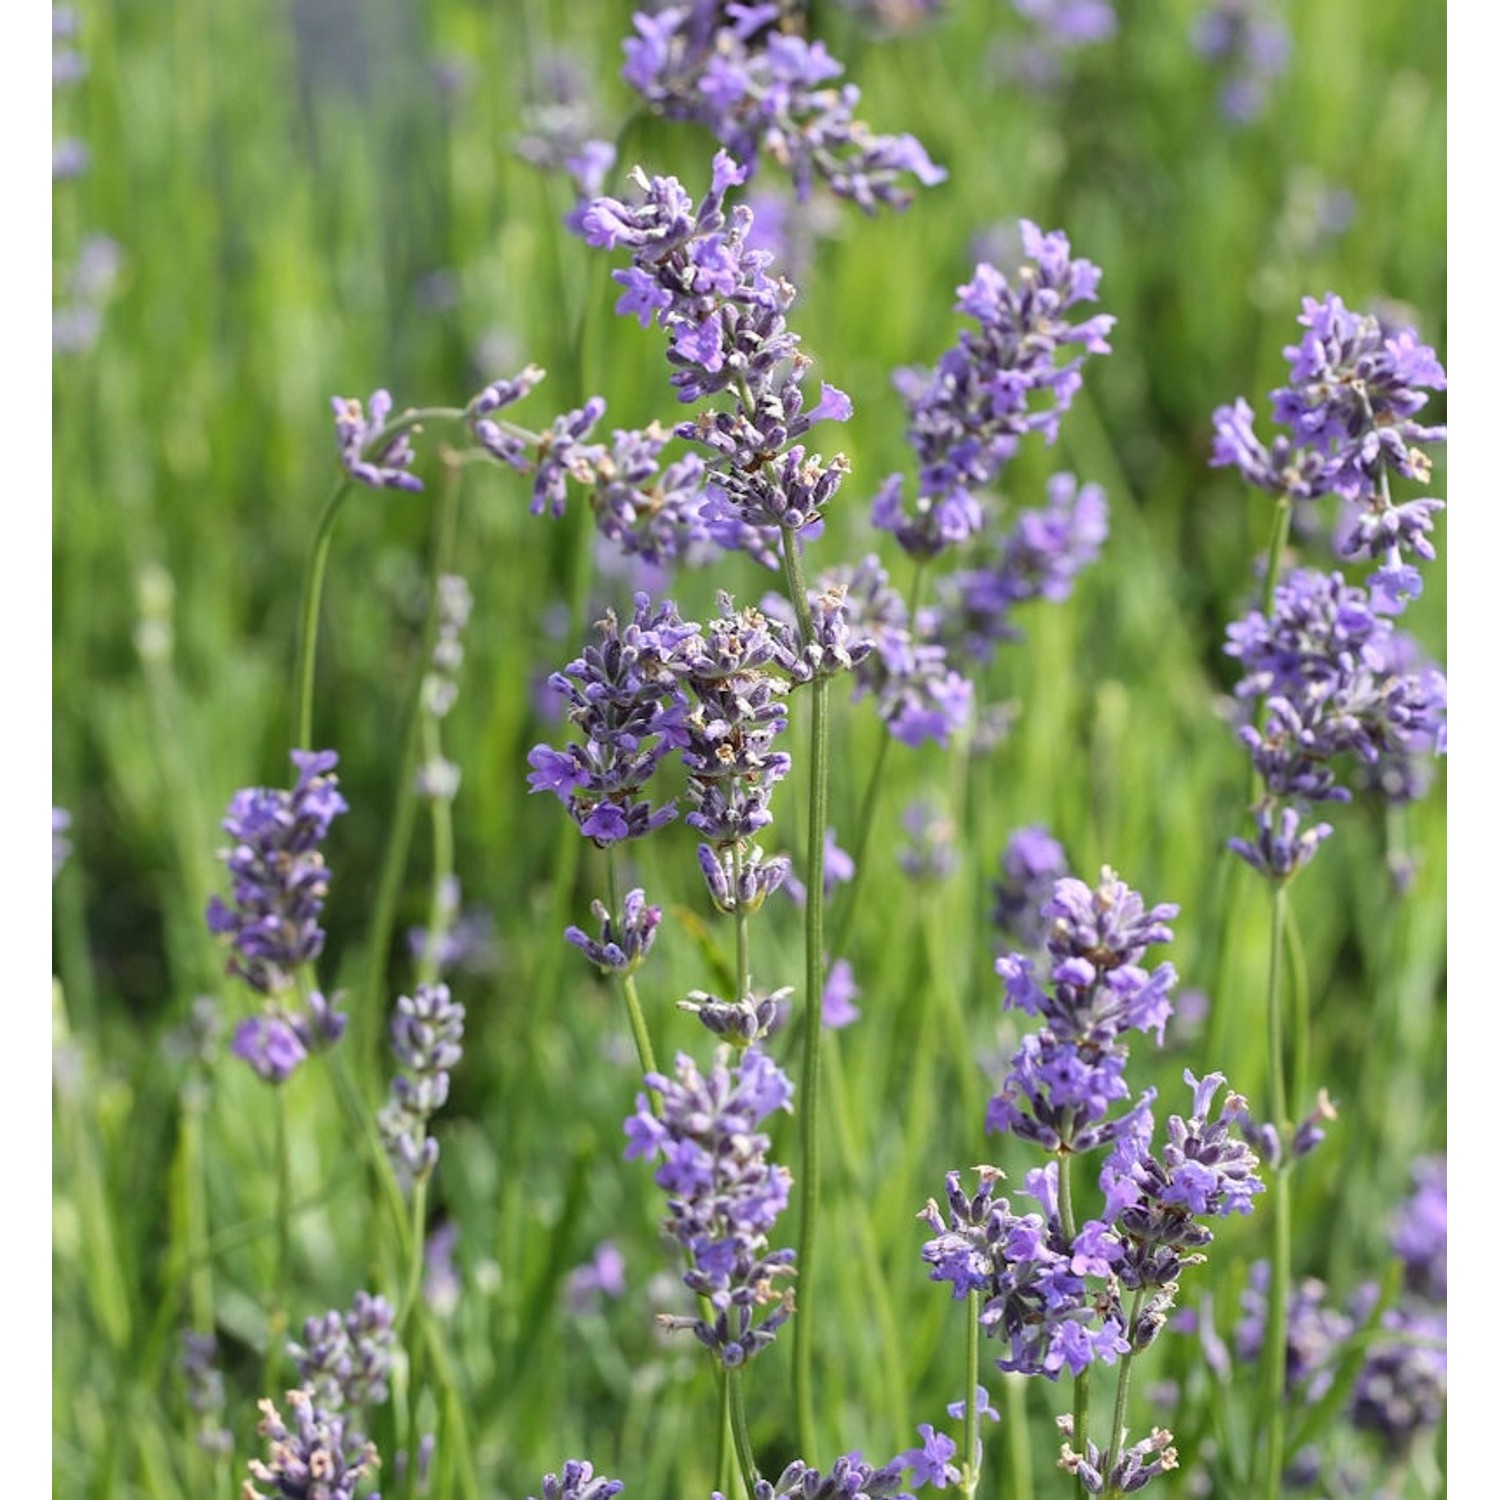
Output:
(53, 1), (1444, 1496)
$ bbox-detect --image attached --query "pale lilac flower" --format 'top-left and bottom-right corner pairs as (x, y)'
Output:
(621, 5), (945, 212)
(244, 1390), (379, 1500)
(625, 1045), (796, 1366)
(1057, 1417), (1178, 1496)
(1192, 0), (1291, 124)
(784, 828), (855, 906)
(565, 1241), (628, 1312)
(289, 1291), (397, 1410)
(822, 958), (861, 1029)
(331, 389), (424, 491)
(532, 1461), (624, 1500)
(1390, 1156), (1445, 1304)
(992, 825), (1068, 950)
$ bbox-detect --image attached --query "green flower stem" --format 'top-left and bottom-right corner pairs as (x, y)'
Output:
(727, 1366), (760, 1500)
(1058, 1153), (1090, 1500)
(326, 1047), (414, 1266)
(294, 477), (350, 751)
(1102, 1289), (1147, 1495)
(731, 840), (751, 1000)
(1260, 882), (1291, 1500)
(261, 1082), (293, 1397)
(607, 848), (661, 1089)
(780, 523), (830, 1460)
(959, 1290), (983, 1498)
(1002, 1373), (1034, 1500)
(718, 1373), (734, 1499)
(1245, 498), (1293, 803)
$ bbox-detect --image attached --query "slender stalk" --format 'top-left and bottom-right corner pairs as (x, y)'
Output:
(1103, 1289), (1147, 1494)
(1245, 499), (1293, 804)
(607, 848), (660, 1086)
(776, 524), (833, 1455)
(1058, 1154), (1090, 1500)
(1002, 1373), (1034, 1500)
(731, 840), (751, 1000)
(294, 478), (350, 751)
(261, 1083), (292, 1397)
(959, 1290), (983, 1499)
(726, 1367), (760, 1500)
(717, 1372), (734, 1499)
(1260, 883), (1291, 1500)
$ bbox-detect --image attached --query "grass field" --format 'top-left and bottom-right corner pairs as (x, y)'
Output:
(49, 3), (1448, 1497)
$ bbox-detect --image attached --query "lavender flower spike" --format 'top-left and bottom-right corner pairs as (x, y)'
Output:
(379, 983), (465, 1187)
(566, 887), (662, 974)
(289, 1291), (397, 1411)
(533, 1460), (624, 1500)
(206, 749), (348, 994)
(331, 389), (424, 491)
(244, 1389), (380, 1500)
(625, 1045), (796, 1366)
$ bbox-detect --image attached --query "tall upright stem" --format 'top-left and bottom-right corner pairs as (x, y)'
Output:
(294, 479), (351, 752)
(1261, 883), (1291, 1500)
(1058, 1154), (1090, 1500)
(1103, 1289), (1147, 1493)
(607, 849), (660, 1088)
(727, 1367), (760, 1500)
(779, 525), (830, 1460)
(959, 1290), (983, 1498)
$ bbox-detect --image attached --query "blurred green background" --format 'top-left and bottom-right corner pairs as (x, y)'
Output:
(52, 1), (1445, 1496)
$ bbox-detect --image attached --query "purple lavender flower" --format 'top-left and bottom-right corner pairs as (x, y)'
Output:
(1102, 1072), (1265, 1317)
(920, 1165), (1130, 1379)
(52, 806), (72, 880)
(932, 473), (1109, 661)
(897, 1423), (961, 1489)
(1234, 1262), (1361, 1403)
(206, 750), (348, 994)
(1212, 296), (1445, 608)
(746, 1450), (926, 1499)
(897, 799), (959, 883)
(244, 1389), (380, 1500)
(992, 825), (1069, 950)
(532, 1461), (624, 1500)
(565, 887), (663, 974)
(876, 229), (1114, 558)
(579, 153), (853, 542)
(698, 840), (792, 915)
(1192, 0), (1291, 124)
(621, 6), (945, 212)
(783, 827), (855, 906)
(565, 1241), (628, 1312)
(179, 1331), (232, 1456)
(289, 1291), (397, 1410)
(624, 1045), (796, 1366)
(467, 363), (547, 469)
(424, 1221), (461, 1315)
(832, 554), (973, 747)
(1225, 568), (1446, 874)
(379, 983), (465, 1187)
(679, 984), (792, 1044)
(230, 1012), (310, 1083)
(586, 424), (728, 568)
(822, 958), (861, 1029)
(1350, 1306), (1447, 1454)
(1057, 1417), (1178, 1496)
(408, 876), (500, 978)
(674, 593), (802, 846)
(1390, 1155), (1446, 1304)
(528, 594), (694, 847)
(331, 389), (424, 491)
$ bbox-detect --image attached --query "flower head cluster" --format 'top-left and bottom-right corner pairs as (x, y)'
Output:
(988, 869), (1178, 1153)
(230, 991), (347, 1085)
(179, 1332), (232, 1456)
(1212, 295), (1446, 608)
(379, 983), (465, 1188)
(992, 825), (1069, 951)
(621, 5), (945, 212)
(674, 593), (802, 845)
(1191, 0), (1291, 124)
(566, 887), (663, 974)
(532, 1460), (624, 1500)
(467, 363), (548, 470)
(1100, 1072), (1265, 1307)
(1234, 1262), (1364, 1403)
(331, 389), (424, 491)
(920, 1165), (1131, 1380)
(579, 152), (853, 537)
(1056, 1415), (1178, 1497)
(288, 1292), (397, 1411)
(931, 474), (1108, 662)
(1225, 569), (1446, 878)
(624, 1045), (796, 1366)
(833, 554), (973, 747)
(680, 984), (792, 1045)
(1390, 1155), (1445, 1303)
(243, 1389), (380, 1500)
(875, 227), (1115, 557)
(528, 595), (695, 846)
(1350, 1306), (1447, 1455)
(742, 1450), (924, 1500)
(206, 750), (348, 994)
